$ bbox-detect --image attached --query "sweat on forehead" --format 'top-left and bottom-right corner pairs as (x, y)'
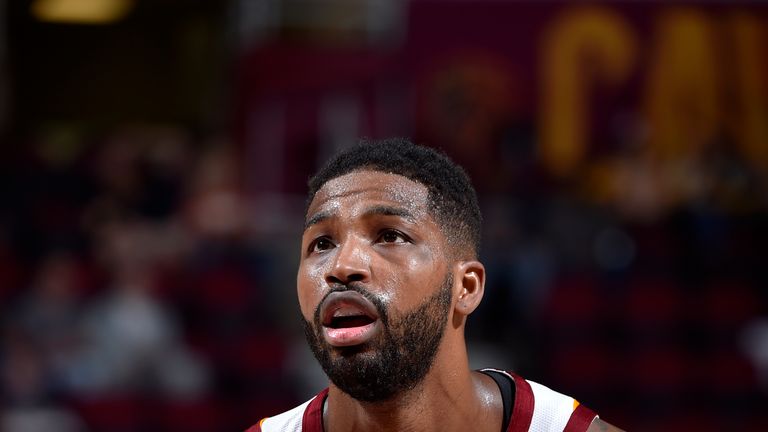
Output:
(305, 138), (483, 259)
(306, 169), (430, 222)
(304, 171), (431, 231)
(309, 170), (428, 206)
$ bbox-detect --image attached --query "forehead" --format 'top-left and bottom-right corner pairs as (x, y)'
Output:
(306, 170), (431, 221)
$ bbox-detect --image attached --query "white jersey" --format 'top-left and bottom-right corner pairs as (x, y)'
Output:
(247, 369), (598, 432)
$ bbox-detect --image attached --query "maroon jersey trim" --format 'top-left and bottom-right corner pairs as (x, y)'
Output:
(564, 402), (598, 432)
(507, 373), (534, 432)
(302, 388), (328, 432)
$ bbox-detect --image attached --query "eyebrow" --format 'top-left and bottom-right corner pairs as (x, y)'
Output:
(362, 205), (417, 223)
(303, 205), (417, 230)
(304, 210), (333, 230)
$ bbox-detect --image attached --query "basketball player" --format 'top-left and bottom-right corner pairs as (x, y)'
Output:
(248, 139), (622, 431)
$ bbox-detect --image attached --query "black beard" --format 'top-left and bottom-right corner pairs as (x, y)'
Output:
(302, 274), (453, 403)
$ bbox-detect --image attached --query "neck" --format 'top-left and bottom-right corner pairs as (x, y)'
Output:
(323, 342), (502, 432)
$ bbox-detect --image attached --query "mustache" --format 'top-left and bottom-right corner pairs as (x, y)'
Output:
(313, 282), (390, 328)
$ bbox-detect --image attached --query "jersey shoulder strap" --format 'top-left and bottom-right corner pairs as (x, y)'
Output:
(479, 368), (515, 431)
(479, 368), (598, 432)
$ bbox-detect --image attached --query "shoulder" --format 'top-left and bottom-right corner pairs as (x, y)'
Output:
(245, 389), (328, 432)
(480, 368), (598, 432)
(524, 377), (598, 432)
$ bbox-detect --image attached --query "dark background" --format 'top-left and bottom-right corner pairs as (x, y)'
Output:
(1, 1), (767, 430)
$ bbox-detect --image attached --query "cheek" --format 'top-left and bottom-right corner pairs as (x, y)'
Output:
(389, 244), (444, 306)
(296, 260), (326, 319)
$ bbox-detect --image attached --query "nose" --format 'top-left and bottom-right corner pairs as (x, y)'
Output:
(325, 236), (370, 285)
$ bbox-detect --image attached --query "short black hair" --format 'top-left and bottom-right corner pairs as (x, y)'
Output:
(307, 138), (482, 259)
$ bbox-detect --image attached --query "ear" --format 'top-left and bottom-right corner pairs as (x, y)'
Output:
(453, 260), (486, 317)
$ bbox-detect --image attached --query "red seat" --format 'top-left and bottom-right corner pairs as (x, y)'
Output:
(549, 343), (614, 390)
(157, 398), (224, 432)
(624, 278), (684, 326)
(71, 396), (145, 431)
(543, 275), (601, 325)
(703, 280), (759, 329)
(627, 347), (688, 394)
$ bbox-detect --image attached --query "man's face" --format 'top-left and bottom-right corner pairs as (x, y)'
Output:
(298, 170), (454, 402)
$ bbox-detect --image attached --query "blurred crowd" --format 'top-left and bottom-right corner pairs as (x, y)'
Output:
(0, 126), (301, 431)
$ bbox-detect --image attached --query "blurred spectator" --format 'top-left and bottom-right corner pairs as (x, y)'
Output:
(744, 318), (768, 392)
(6, 252), (85, 395)
(66, 219), (208, 398)
(1, 252), (85, 431)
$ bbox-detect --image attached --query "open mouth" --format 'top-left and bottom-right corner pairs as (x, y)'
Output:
(319, 291), (381, 347)
(327, 314), (376, 329)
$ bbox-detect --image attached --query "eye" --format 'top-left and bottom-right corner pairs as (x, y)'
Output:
(310, 236), (335, 253)
(377, 229), (409, 244)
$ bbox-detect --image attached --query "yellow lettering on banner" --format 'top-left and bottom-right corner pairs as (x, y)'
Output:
(645, 9), (719, 161)
(539, 7), (636, 177)
(729, 12), (768, 169)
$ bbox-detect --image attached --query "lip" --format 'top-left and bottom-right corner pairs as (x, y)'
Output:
(319, 291), (381, 347)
